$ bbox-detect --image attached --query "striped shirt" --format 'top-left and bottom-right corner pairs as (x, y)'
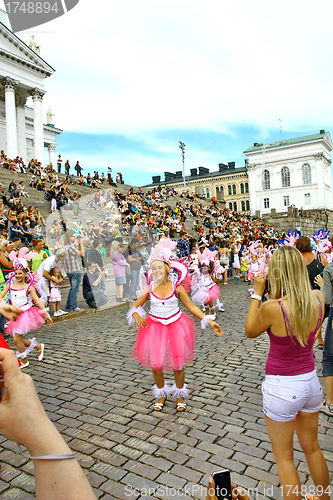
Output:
(63, 244), (82, 274)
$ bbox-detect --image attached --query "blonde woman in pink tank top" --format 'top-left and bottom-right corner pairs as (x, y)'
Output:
(245, 246), (329, 500)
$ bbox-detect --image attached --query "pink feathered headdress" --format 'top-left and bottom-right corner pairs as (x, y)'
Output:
(147, 238), (188, 285)
(9, 251), (40, 288)
(8, 247), (39, 262)
(317, 238), (332, 254)
(196, 248), (217, 266)
(12, 257), (29, 270)
(249, 240), (263, 256)
(148, 238), (177, 266)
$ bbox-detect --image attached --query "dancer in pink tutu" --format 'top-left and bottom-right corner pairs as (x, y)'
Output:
(247, 254), (260, 295)
(128, 239), (222, 412)
(191, 248), (221, 315)
(49, 268), (68, 317)
(0, 258), (52, 369)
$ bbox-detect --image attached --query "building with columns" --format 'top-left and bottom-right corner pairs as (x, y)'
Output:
(0, 16), (62, 166)
(146, 162), (250, 212)
(244, 130), (333, 216)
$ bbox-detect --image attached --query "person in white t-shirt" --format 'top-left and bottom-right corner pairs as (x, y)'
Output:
(37, 250), (67, 300)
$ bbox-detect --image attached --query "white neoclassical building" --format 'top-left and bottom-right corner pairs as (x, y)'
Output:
(244, 130), (333, 216)
(0, 13), (62, 166)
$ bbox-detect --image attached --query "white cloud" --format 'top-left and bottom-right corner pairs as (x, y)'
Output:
(1, 0), (331, 137)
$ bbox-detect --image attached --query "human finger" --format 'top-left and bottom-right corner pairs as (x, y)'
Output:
(0, 349), (22, 389)
(0, 375), (4, 402)
(0, 304), (22, 321)
(206, 477), (217, 500)
(231, 485), (250, 500)
(256, 273), (267, 282)
(214, 324), (224, 336)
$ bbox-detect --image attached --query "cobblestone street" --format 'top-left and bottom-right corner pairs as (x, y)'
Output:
(0, 281), (332, 499)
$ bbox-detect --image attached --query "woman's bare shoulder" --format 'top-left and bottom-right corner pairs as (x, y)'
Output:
(260, 299), (281, 313)
(313, 289), (325, 304)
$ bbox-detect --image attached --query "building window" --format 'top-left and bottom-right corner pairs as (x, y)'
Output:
(229, 202), (233, 210)
(206, 187), (210, 198)
(263, 170), (270, 190)
(302, 163), (312, 184)
(281, 166), (290, 187)
(232, 184), (236, 195)
(240, 183), (244, 194)
(305, 193), (311, 204)
(264, 198), (269, 208)
(228, 185), (232, 196)
(233, 201), (237, 211)
(216, 187), (219, 194)
(241, 201), (245, 211)
(246, 200), (250, 210)
(245, 182), (249, 193)
(220, 186), (224, 195)
(283, 195), (290, 207)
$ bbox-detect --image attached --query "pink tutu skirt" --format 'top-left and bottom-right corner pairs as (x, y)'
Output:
(6, 307), (45, 336)
(130, 313), (197, 372)
(192, 285), (220, 305)
(49, 287), (61, 302)
(205, 284), (220, 303)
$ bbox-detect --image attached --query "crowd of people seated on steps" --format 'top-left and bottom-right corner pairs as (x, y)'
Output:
(1, 149), (124, 196)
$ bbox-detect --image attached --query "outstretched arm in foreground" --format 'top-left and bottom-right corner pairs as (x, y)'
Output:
(0, 349), (96, 500)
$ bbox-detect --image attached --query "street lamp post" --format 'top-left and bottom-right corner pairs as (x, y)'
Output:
(179, 141), (186, 194)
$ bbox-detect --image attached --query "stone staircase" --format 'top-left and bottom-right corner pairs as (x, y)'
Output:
(1, 166), (217, 238)
(1, 167), (217, 307)
(0, 168), (132, 219)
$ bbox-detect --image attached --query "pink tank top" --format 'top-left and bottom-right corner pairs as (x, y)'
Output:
(265, 296), (322, 376)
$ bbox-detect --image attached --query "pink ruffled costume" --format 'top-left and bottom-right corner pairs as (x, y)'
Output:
(192, 274), (220, 306)
(49, 282), (61, 302)
(5, 285), (45, 336)
(130, 282), (196, 372)
(247, 262), (260, 280)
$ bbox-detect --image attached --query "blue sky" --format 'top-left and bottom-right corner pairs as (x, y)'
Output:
(1, 0), (333, 187)
(56, 125), (330, 186)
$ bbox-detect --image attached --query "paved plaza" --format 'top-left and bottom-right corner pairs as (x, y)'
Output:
(0, 282), (332, 499)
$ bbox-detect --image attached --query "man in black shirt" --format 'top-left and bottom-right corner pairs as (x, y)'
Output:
(82, 262), (108, 309)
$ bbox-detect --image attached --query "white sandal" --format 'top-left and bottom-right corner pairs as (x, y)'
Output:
(177, 402), (187, 412)
(154, 399), (165, 411)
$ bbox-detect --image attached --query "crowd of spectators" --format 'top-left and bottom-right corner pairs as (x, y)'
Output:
(1, 150), (122, 214)
(1, 145), (284, 315)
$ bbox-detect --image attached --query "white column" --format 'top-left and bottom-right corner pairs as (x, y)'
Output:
(3, 77), (19, 159)
(247, 164), (257, 215)
(48, 144), (56, 166)
(324, 158), (332, 210)
(315, 153), (325, 209)
(30, 88), (46, 166)
(16, 96), (27, 162)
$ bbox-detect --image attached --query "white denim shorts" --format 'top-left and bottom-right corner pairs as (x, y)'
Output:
(262, 369), (322, 422)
